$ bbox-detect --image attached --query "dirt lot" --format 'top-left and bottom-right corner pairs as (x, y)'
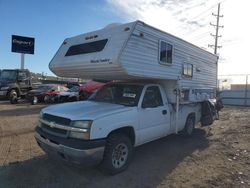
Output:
(0, 101), (249, 188)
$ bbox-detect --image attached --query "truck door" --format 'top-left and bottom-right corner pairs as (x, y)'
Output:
(17, 70), (30, 95)
(138, 86), (170, 144)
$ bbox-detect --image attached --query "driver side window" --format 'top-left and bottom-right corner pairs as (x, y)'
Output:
(142, 86), (163, 108)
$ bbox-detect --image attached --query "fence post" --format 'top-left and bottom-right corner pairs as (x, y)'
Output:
(244, 75), (248, 106)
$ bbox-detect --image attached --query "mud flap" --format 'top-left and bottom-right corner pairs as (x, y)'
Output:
(201, 100), (216, 126)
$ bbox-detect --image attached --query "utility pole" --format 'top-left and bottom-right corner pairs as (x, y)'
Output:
(21, 53), (25, 69)
(208, 3), (224, 55)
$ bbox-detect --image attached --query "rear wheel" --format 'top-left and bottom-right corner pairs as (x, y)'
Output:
(9, 90), (18, 104)
(100, 133), (133, 175)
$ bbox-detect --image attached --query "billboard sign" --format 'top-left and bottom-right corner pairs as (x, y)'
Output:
(11, 35), (35, 54)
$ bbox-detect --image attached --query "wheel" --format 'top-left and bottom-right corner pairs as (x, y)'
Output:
(100, 133), (133, 174)
(9, 90), (18, 104)
(79, 91), (91, 100)
(182, 115), (195, 136)
(44, 95), (50, 103)
(69, 96), (78, 102)
(31, 96), (38, 105)
(59, 96), (65, 103)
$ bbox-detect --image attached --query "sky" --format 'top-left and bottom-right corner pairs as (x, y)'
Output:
(1, 0), (250, 78)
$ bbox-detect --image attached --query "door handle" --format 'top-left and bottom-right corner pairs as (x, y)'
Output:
(162, 110), (167, 115)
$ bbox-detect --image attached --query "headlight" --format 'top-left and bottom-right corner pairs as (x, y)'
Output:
(1, 86), (9, 90)
(69, 120), (92, 140)
(69, 131), (90, 140)
(71, 120), (92, 129)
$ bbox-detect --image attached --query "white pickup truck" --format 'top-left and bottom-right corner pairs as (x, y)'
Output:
(35, 81), (206, 174)
(35, 21), (218, 174)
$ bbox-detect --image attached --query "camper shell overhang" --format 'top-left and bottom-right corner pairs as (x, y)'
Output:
(49, 20), (218, 82)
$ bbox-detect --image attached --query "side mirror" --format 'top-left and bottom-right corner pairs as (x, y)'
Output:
(18, 76), (29, 81)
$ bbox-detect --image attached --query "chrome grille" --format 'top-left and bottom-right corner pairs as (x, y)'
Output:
(43, 113), (71, 126)
(41, 123), (67, 136)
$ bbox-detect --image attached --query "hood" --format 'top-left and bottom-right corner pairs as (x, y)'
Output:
(42, 101), (133, 120)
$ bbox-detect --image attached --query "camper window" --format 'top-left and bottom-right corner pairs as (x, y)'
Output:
(183, 63), (193, 78)
(65, 39), (108, 56)
(159, 41), (172, 64)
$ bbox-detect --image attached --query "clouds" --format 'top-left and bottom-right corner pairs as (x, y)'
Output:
(106, 0), (250, 75)
(106, 0), (218, 43)
(106, 0), (216, 53)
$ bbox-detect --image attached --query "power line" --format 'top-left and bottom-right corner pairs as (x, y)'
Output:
(175, 3), (218, 30)
(175, 0), (229, 36)
(188, 31), (210, 41)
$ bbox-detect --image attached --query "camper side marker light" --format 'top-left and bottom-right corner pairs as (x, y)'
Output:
(63, 40), (67, 45)
(124, 27), (130, 31)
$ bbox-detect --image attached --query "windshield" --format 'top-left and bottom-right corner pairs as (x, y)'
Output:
(68, 86), (79, 92)
(89, 84), (143, 107)
(0, 70), (17, 81)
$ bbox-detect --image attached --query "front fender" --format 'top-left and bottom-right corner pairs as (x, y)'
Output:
(7, 84), (21, 96)
(90, 108), (139, 140)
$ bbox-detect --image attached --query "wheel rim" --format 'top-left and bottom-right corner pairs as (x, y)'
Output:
(10, 92), (17, 103)
(112, 143), (128, 169)
(187, 118), (194, 135)
(33, 96), (38, 104)
(44, 95), (48, 101)
(11, 93), (17, 98)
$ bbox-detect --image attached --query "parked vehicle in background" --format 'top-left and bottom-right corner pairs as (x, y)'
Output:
(56, 85), (81, 102)
(26, 84), (68, 105)
(55, 81), (105, 102)
(79, 81), (105, 100)
(0, 69), (32, 103)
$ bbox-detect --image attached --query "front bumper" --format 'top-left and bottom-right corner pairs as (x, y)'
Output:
(35, 130), (105, 166)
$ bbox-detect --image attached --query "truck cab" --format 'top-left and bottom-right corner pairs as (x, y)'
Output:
(0, 69), (32, 103)
(35, 82), (199, 174)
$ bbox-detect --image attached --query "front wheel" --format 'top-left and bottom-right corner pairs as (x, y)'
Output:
(100, 133), (133, 175)
(9, 90), (18, 104)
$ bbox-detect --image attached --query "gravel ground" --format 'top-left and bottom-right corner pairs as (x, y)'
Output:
(0, 101), (249, 188)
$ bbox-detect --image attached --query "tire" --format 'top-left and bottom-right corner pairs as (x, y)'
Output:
(31, 96), (38, 105)
(100, 133), (133, 175)
(44, 95), (50, 103)
(9, 90), (18, 104)
(79, 91), (91, 100)
(182, 115), (195, 136)
(68, 96), (77, 102)
(59, 97), (65, 103)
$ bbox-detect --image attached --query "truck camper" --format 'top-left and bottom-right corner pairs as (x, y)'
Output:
(35, 21), (218, 174)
